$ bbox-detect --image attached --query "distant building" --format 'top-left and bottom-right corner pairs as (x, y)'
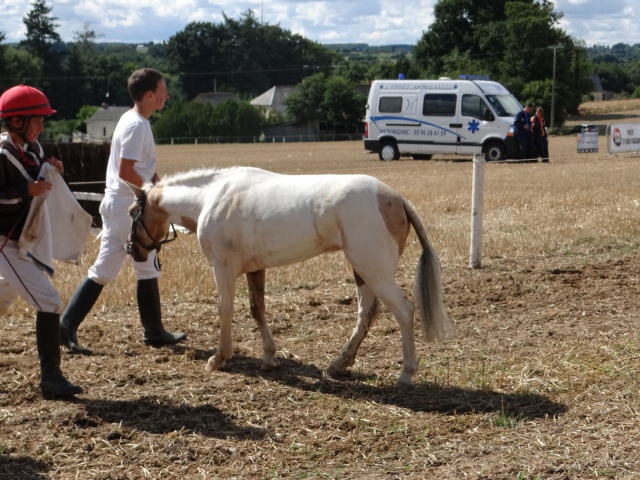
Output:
(590, 75), (616, 101)
(83, 105), (129, 142)
(250, 86), (297, 118)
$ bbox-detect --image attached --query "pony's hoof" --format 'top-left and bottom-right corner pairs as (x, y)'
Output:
(205, 356), (223, 372)
(396, 380), (414, 392)
(260, 360), (278, 371)
(326, 364), (345, 378)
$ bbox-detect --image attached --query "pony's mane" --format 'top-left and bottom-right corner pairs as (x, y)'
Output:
(159, 166), (246, 187)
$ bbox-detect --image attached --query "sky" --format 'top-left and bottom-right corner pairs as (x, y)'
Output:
(0, 0), (638, 48)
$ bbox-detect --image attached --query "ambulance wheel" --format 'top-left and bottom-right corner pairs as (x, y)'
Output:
(483, 141), (506, 161)
(379, 142), (400, 161)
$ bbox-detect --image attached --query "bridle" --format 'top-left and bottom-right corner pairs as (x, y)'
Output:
(127, 187), (177, 271)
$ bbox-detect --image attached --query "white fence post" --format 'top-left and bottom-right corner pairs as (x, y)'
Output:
(469, 153), (485, 269)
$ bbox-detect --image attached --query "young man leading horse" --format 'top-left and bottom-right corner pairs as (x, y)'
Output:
(60, 68), (186, 354)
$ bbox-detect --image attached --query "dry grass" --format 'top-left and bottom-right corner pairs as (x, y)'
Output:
(3, 103), (640, 479)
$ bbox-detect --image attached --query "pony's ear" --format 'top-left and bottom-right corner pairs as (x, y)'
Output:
(125, 181), (144, 199)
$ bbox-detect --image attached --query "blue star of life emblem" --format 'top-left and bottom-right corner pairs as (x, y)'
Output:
(468, 119), (480, 133)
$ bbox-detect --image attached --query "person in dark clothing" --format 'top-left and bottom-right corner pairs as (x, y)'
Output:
(514, 103), (535, 161)
(530, 106), (549, 163)
(0, 84), (83, 397)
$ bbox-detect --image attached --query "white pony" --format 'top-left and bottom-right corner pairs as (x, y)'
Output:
(127, 166), (452, 389)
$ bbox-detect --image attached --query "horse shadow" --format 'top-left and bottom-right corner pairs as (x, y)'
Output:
(79, 396), (266, 440)
(0, 456), (49, 480)
(125, 348), (566, 420)
(221, 355), (567, 420)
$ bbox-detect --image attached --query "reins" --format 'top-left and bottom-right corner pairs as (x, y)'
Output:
(127, 187), (177, 271)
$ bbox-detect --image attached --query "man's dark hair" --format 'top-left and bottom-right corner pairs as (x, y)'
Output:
(128, 68), (164, 102)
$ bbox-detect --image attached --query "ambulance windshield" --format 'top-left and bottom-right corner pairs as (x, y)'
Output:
(485, 94), (522, 117)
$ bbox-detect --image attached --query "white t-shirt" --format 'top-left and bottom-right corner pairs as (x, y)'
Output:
(104, 109), (157, 198)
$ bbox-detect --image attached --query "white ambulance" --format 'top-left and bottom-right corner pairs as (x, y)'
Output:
(363, 76), (521, 161)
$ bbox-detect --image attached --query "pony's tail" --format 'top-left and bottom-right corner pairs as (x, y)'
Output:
(403, 199), (453, 342)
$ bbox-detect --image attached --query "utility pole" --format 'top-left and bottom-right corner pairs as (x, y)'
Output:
(550, 45), (557, 130)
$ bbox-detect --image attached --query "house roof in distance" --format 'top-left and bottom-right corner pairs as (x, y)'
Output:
(87, 105), (130, 122)
(250, 86), (297, 113)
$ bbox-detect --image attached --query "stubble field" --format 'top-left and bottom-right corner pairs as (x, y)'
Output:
(2, 103), (640, 479)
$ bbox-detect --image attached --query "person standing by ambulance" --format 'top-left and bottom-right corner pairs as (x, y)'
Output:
(0, 84), (83, 396)
(530, 106), (549, 163)
(514, 103), (535, 161)
(60, 68), (186, 355)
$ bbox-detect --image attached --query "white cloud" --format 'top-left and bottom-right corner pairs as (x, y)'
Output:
(0, 0), (636, 46)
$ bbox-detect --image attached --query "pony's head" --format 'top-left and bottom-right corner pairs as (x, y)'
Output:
(126, 182), (174, 263)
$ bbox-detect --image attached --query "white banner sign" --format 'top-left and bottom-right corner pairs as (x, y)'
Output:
(609, 124), (640, 154)
(577, 131), (599, 153)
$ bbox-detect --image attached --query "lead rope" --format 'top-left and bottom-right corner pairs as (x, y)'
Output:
(151, 223), (178, 271)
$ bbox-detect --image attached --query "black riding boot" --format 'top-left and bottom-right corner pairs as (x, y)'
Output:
(137, 278), (186, 346)
(37, 312), (83, 396)
(60, 278), (104, 355)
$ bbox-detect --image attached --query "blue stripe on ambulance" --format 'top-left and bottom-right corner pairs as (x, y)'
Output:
(370, 115), (466, 140)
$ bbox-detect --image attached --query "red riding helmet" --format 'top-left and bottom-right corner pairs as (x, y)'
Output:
(0, 85), (56, 118)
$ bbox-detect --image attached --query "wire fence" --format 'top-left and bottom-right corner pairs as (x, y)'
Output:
(155, 132), (365, 145)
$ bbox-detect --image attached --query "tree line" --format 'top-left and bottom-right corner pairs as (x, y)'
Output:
(1, 0), (638, 142)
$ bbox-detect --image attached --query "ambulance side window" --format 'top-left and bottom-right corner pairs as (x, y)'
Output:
(462, 94), (490, 120)
(423, 94), (456, 116)
(379, 96), (403, 113)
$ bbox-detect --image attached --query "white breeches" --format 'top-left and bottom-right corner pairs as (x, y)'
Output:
(0, 239), (62, 314)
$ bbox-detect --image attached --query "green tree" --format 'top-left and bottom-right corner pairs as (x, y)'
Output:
(322, 76), (365, 133)
(21, 0), (61, 59)
(412, 0), (590, 126)
(152, 100), (263, 143)
(0, 46), (44, 92)
(334, 60), (370, 84)
(594, 62), (630, 94)
(165, 22), (226, 100)
(284, 73), (326, 134)
(20, 0), (68, 115)
(284, 73), (366, 134)
(0, 31), (5, 62)
(413, 0), (511, 76)
(166, 10), (340, 100)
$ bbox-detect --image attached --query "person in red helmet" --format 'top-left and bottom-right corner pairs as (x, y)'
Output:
(0, 84), (83, 397)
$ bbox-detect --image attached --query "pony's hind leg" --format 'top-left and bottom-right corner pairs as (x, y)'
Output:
(328, 271), (379, 378)
(373, 282), (416, 390)
(246, 270), (278, 370)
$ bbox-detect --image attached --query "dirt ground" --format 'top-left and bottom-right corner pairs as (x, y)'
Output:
(4, 251), (640, 479)
(3, 104), (640, 480)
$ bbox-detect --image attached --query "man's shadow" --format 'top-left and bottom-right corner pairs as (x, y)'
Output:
(79, 395), (266, 440)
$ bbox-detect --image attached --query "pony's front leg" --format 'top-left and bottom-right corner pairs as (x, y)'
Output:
(246, 270), (278, 370)
(205, 265), (236, 372)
